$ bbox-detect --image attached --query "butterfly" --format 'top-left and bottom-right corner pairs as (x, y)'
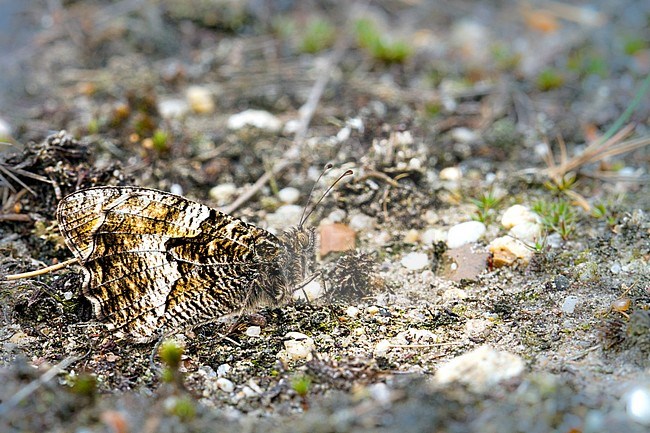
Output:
(56, 185), (320, 343)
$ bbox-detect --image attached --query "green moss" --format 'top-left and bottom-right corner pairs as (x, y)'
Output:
(300, 18), (336, 54)
(152, 129), (170, 152)
(354, 18), (412, 64)
(87, 118), (100, 135)
(291, 375), (312, 397)
(536, 68), (565, 91)
(70, 373), (97, 398)
(451, 304), (468, 316)
(168, 396), (196, 421)
(159, 340), (183, 370)
(567, 49), (608, 78)
(491, 43), (521, 71)
(470, 190), (502, 225)
(623, 37), (647, 55)
(532, 199), (576, 240)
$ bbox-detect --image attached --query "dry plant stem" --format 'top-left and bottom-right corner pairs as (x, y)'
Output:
(546, 123), (650, 181)
(0, 354), (79, 417)
(5, 257), (79, 280)
(0, 213), (32, 222)
(220, 160), (292, 215)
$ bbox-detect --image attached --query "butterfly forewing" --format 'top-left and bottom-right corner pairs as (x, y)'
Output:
(56, 186), (284, 342)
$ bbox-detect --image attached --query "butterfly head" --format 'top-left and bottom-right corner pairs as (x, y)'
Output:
(276, 226), (316, 299)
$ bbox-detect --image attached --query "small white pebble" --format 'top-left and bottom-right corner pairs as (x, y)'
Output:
(227, 109), (281, 132)
(442, 288), (468, 302)
(216, 377), (235, 393)
(447, 221), (486, 248)
(158, 98), (189, 119)
(209, 183), (237, 205)
(245, 326), (261, 337)
(240, 386), (258, 398)
(408, 158), (422, 170)
(626, 385), (650, 425)
(488, 236), (534, 266)
(186, 85), (215, 114)
(561, 296), (580, 314)
(170, 183), (183, 196)
(282, 334), (316, 361)
(502, 205), (538, 229)
(400, 252), (429, 270)
(197, 365), (217, 378)
(278, 187), (300, 204)
(465, 318), (491, 338)
(394, 131), (414, 146)
(366, 306), (380, 316)
(63, 291), (73, 301)
(0, 116), (12, 138)
(327, 208), (347, 223)
(368, 383), (392, 406)
(374, 339), (392, 356)
(283, 119), (300, 134)
(347, 117), (364, 131)
(439, 166), (462, 181)
(451, 127), (478, 143)
(403, 229), (420, 243)
(348, 213), (375, 231)
(610, 263), (622, 274)
(435, 345), (524, 393)
(421, 228), (447, 245)
(336, 126), (351, 142)
(292, 280), (324, 302)
(266, 204), (302, 230)
(346, 306), (360, 318)
(508, 221), (542, 243)
(216, 364), (231, 376)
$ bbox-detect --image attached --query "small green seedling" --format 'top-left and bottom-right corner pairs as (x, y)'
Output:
(159, 339), (184, 385)
(470, 190), (502, 225)
(300, 18), (336, 53)
(533, 199), (576, 240)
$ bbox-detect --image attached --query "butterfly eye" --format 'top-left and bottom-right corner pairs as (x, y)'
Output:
(297, 231), (311, 248)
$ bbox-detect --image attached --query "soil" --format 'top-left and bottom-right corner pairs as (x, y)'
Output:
(0, 1), (649, 432)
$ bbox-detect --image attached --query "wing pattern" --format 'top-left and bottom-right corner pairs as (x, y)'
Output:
(56, 186), (282, 342)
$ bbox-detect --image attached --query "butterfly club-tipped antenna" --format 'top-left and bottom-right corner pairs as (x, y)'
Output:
(298, 163), (333, 229)
(298, 166), (353, 229)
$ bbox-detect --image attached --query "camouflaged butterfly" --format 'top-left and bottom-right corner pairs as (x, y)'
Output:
(56, 185), (325, 343)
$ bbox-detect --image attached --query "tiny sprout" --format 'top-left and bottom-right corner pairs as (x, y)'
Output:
(152, 129), (170, 152)
(71, 373), (97, 398)
(159, 340), (183, 370)
(300, 18), (336, 54)
(532, 199), (576, 241)
(167, 396), (196, 421)
(354, 18), (412, 64)
(292, 375), (312, 397)
(591, 202), (608, 219)
(470, 190), (501, 225)
(537, 68), (565, 91)
(544, 172), (577, 193)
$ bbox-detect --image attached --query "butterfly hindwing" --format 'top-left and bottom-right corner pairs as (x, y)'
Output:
(56, 186), (282, 342)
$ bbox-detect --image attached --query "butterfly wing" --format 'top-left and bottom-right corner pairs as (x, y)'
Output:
(56, 186), (281, 342)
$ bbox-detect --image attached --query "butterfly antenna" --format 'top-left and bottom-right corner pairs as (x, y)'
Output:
(299, 168), (353, 228)
(299, 163), (333, 228)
